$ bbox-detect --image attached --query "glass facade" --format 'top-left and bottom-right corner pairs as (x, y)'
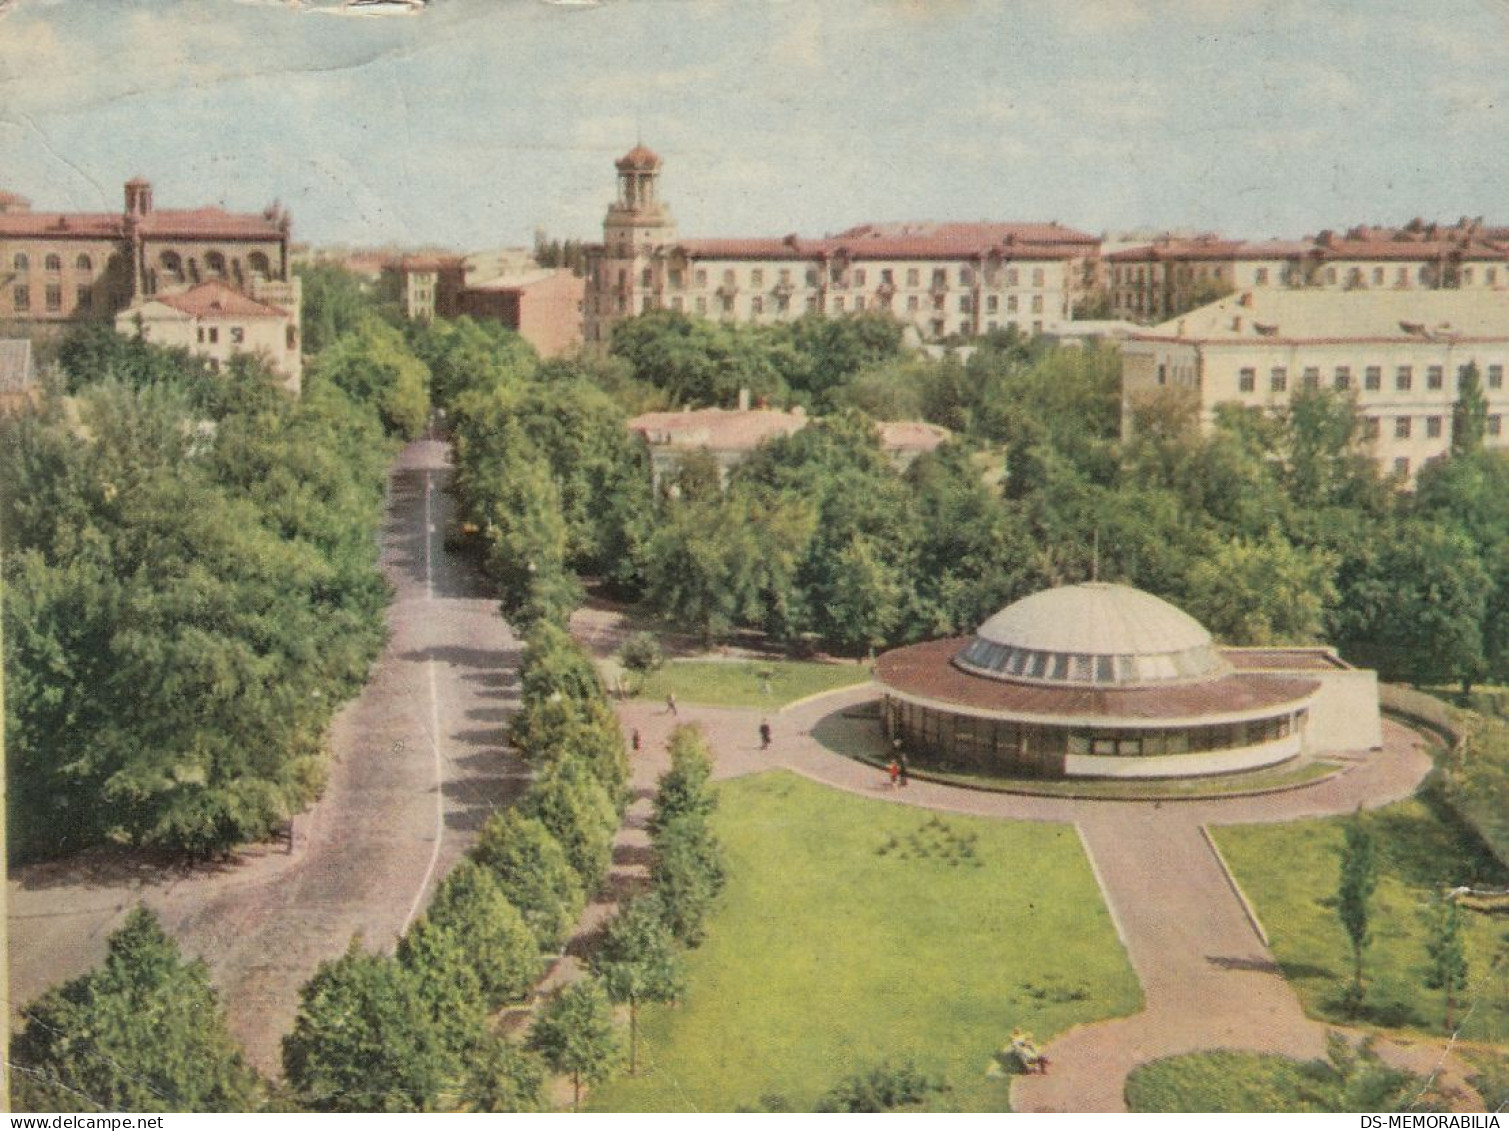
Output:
(885, 696), (1299, 778)
(956, 636), (1223, 686)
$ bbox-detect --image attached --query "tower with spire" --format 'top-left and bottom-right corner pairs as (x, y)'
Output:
(586, 144), (677, 343)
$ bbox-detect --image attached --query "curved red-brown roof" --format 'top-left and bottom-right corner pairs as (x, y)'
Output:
(616, 144), (662, 171)
(877, 637), (1318, 725)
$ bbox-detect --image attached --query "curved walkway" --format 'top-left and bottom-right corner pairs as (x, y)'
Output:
(613, 683), (1483, 1113)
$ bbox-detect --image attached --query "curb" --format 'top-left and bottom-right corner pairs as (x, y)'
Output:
(1198, 823), (1269, 947)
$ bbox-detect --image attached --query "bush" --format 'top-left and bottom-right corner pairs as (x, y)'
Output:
(814, 1060), (949, 1113)
(618, 632), (665, 675)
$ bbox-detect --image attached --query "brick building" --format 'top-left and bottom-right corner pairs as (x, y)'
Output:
(583, 145), (1100, 345)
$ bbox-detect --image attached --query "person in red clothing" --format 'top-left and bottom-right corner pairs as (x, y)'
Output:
(887, 759), (901, 788)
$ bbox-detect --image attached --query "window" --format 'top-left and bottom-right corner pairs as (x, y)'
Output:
(880, 268), (893, 286)
(667, 269), (683, 289)
(1464, 267), (1476, 285)
(207, 327), (219, 344)
(907, 295), (919, 311)
(1394, 457), (1410, 477)
(641, 268), (652, 287)
(1490, 364), (1504, 390)
(854, 296), (865, 311)
(44, 253), (61, 272)
(806, 296), (818, 312)
(230, 327), (245, 345)
(695, 269), (707, 288)
(959, 296), (972, 313)
(1395, 416), (1412, 439)
(751, 269), (764, 287)
(44, 284), (60, 311)
(1363, 416), (1380, 440)
(1334, 366), (1351, 390)
(197, 327), (205, 344)
(1489, 415), (1502, 436)
(286, 325), (297, 350)
(75, 285), (91, 311)
(853, 269), (866, 287)
(247, 252), (270, 277)
(1427, 416), (1443, 438)
(1031, 294), (1043, 313)
(751, 295), (763, 315)
(1032, 268), (1045, 286)
(1325, 266), (1338, 284)
(206, 251), (226, 277)
(12, 253), (27, 272)
(1006, 295), (1019, 313)
(833, 297), (845, 312)
(12, 285), (28, 312)
(776, 294), (790, 313)
(1255, 267), (1269, 285)
(805, 269), (818, 287)
(906, 268), (919, 287)
(1270, 367), (1288, 393)
(75, 254), (92, 272)
(1365, 366), (1381, 391)
(1006, 268), (1019, 286)
(960, 267), (974, 286)
(1427, 366), (1444, 390)
(1303, 367), (1320, 390)
(722, 269), (735, 286)
(695, 296), (707, 314)
(1397, 266), (1410, 286)
(1396, 366), (1413, 391)
(1489, 267), (1499, 285)
(986, 295), (998, 313)
(1458, 364), (1474, 390)
(1238, 367), (1256, 392)
(720, 295), (733, 314)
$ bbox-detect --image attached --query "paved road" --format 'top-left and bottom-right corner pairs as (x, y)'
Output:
(613, 685), (1483, 1113)
(9, 440), (527, 1074)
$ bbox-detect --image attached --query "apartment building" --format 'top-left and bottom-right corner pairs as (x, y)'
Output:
(583, 145), (1100, 344)
(1108, 221), (1509, 324)
(1120, 289), (1509, 481)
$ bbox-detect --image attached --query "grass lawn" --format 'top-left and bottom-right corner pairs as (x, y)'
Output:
(589, 771), (1141, 1112)
(632, 659), (871, 710)
(1214, 797), (1509, 1043)
(1124, 1048), (1447, 1113)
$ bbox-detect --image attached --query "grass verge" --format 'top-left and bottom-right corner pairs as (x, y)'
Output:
(1214, 796), (1509, 1043)
(632, 659), (871, 710)
(589, 771), (1141, 1112)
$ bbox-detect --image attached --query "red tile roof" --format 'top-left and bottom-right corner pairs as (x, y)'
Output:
(151, 282), (288, 319)
(617, 144), (662, 171)
(876, 420), (950, 452)
(671, 237), (812, 260)
(836, 221), (1099, 247)
(669, 226), (1090, 263)
(628, 407), (808, 451)
(877, 637), (1318, 724)
(0, 212), (126, 238)
(139, 207), (283, 240)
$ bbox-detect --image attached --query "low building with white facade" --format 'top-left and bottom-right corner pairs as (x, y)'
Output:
(1120, 289), (1509, 480)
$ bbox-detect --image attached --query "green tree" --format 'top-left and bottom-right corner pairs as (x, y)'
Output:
(592, 895), (684, 1074)
(648, 725), (717, 835)
(471, 810), (585, 950)
(12, 908), (263, 1113)
(297, 263), (384, 355)
(423, 860), (540, 1006)
(1336, 816), (1378, 1017)
(283, 939), (450, 1113)
(460, 1036), (545, 1113)
(1452, 361), (1490, 455)
(523, 758), (620, 891)
(650, 813), (726, 948)
(527, 978), (621, 1111)
(395, 912), (489, 1056)
(1183, 533), (1337, 645)
(1423, 894), (1470, 1034)
(312, 317), (430, 438)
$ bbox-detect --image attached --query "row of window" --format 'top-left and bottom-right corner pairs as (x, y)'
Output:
(1237, 362), (1506, 394)
(11, 252), (95, 273)
(12, 284), (93, 314)
(626, 264), (1057, 291)
(1360, 414), (1503, 440)
(956, 637), (1219, 685)
(1115, 263), (1502, 290)
(157, 249), (272, 280)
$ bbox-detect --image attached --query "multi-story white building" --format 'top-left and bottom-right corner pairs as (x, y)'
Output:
(584, 145), (1099, 345)
(1108, 223), (1509, 324)
(1121, 289), (1509, 481)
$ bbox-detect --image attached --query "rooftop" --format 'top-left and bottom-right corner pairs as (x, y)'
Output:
(146, 282), (290, 319)
(1134, 288), (1509, 344)
(628, 407), (808, 452)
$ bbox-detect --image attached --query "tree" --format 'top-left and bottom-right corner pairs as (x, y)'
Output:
(422, 860), (540, 1007)
(527, 978), (621, 1111)
(1336, 816), (1378, 1017)
(460, 1035), (545, 1113)
(648, 725), (717, 836)
(523, 758), (621, 891)
(12, 907), (263, 1113)
(394, 911), (489, 1056)
(311, 317), (430, 438)
(471, 810), (586, 950)
(814, 1060), (949, 1113)
(1451, 361), (1490, 455)
(592, 895), (684, 1074)
(1423, 894), (1470, 1034)
(650, 813), (726, 947)
(1183, 533), (1337, 645)
(282, 939), (450, 1112)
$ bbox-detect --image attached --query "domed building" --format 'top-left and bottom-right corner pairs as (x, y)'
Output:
(876, 582), (1380, 780)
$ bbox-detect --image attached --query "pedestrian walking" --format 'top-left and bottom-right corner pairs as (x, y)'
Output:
(759, 720), (772, 750)
(631, 728), (642, 753)
(898, 752), (910, 788)
(666, 693), (677, 717)
(888, 759), (901, 788)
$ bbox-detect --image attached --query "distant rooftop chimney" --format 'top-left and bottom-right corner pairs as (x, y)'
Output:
(124, 177), (153, 217)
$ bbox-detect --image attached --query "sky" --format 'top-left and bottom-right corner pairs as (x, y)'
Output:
(1, 0), (1508, 250)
